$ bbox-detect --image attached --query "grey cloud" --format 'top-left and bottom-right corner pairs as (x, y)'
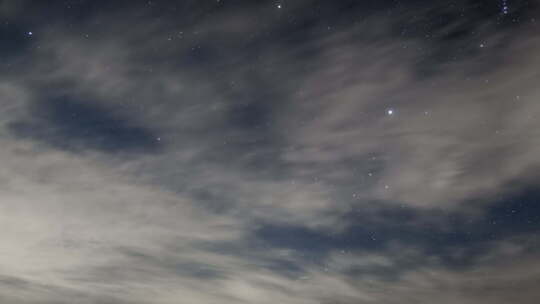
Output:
(278, 24), (540, 209)
(1, 1), (540, 303)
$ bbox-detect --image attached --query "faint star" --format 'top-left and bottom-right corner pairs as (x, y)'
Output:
(27, 31), (33, 36)
(277, 4), (282, 9)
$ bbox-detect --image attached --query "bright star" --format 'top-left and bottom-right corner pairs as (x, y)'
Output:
(387, 109), (394, 115)
(28, 31), (33, 36)
(277, 4), (282, 9)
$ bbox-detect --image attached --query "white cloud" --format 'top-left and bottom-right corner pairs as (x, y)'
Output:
(1, 3), (540, 303)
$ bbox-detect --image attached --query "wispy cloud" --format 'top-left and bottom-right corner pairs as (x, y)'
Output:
(1, 1), (540, 303)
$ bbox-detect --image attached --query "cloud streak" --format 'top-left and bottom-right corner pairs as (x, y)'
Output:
(1, 0), (540, 303)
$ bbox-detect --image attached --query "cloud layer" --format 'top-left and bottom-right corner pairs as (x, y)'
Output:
(1, 0), (540, 303)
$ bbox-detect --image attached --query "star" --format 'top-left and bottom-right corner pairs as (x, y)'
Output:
(27, 31), (33, 36)
(387, 109), (394, 115)
(277, 4), (282, 9)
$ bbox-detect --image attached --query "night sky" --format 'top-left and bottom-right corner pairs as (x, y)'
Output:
(1, 0), (540, 303)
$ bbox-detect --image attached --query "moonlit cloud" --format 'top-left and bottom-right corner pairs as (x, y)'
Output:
(1, 0), (540, 303)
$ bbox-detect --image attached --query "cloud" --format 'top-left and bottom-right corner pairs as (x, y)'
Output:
(278, 19), (540, 209)
(1, 1), (540, 303)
